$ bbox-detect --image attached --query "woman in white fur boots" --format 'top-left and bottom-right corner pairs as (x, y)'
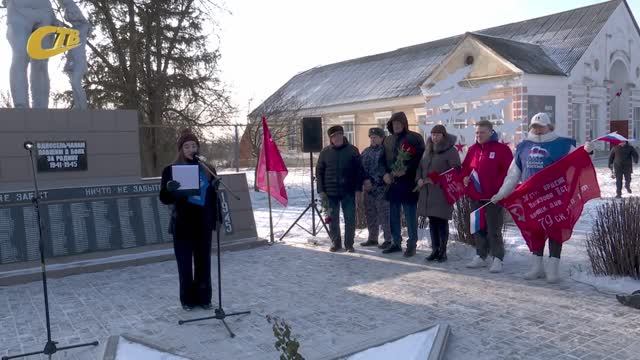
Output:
(490, 113), (593, 283)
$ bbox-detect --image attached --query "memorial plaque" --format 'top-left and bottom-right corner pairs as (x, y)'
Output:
(91, 200), (115, 251)
(70, 203), (91, 253)
(139, 197), (159, 245)
(36, 141), (88, 172)
(155, 198), (171, 243)
(0, 175), (253, 265)
(23, 207), (40, 261)
(117, 198), (137, 248)
(46, 204), (69, 257)
(219, 190), (234, 235)
(0, 208), (19, 263)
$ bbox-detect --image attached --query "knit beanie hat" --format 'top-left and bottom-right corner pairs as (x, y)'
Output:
(327, 125), (344, 137)
(177, 128), (199, 149)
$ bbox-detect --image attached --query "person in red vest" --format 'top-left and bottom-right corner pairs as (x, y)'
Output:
(491, 113), (593, 283)
(461, 120), (513, 273)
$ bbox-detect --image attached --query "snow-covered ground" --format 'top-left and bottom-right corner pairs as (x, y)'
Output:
(346, 325), (439, 360)
(225, 158), (640, 296)
(115, 337), (189, 360)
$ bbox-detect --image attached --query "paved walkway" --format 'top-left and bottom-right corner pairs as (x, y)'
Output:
(1, 241), (639, 360)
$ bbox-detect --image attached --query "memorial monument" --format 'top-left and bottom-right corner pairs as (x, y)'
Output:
(0, 1), (258, 282)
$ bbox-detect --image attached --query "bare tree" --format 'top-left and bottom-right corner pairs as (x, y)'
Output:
(200, 135), (236, 169)
(59, 0), (236, 176)
(245, 92), (305, 190)
(0, 90), (12, 108)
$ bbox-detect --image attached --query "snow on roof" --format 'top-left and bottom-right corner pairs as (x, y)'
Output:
(251, 0), (624, 116)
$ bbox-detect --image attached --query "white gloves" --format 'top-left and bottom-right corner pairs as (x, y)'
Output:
(584, 141), (594, 153)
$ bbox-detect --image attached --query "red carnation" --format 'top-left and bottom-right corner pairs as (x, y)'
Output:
(401, 142), (416, 156)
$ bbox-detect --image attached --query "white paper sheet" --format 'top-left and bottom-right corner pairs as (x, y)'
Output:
(171, 165), (199, 190)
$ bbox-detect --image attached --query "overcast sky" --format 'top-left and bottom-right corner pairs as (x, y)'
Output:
(1, 0), (639, 123)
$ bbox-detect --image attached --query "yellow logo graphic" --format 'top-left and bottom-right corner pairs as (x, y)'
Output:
(27, 26), (80, 60)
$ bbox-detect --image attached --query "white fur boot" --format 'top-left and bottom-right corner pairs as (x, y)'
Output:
(523, 255), (545, 280)
(546, 257), (561, 283)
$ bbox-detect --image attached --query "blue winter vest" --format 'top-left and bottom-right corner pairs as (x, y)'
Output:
(187, 168), (209, 206)
(515, 137), (576, 181)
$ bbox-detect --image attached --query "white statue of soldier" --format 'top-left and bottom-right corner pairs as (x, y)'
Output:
(4, 0), (57, 108)
(3, 0), (88, 109)
(61, 0), (89, 109)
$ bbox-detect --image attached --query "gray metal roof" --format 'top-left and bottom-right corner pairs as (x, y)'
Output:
(469, 33), (566, 76)
(251, 0), (625, 117)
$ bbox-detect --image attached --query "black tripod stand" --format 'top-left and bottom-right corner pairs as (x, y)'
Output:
(280, 152), (330, 241)
(2, 142), (99, 360)
(178, 161), (250, 338)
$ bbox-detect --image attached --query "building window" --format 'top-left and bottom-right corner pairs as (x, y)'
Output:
(339, 115), (355, 145)
(443, 105), (467, 129)
(374, 111), (392, 136)
(634, 107), (640, 140)
(287, 130), (298, 151)
(479, 114), (504, 126)
(475, 99), (504, 125)
(589, 104), (599, 141)
(572, 103), (583, 143)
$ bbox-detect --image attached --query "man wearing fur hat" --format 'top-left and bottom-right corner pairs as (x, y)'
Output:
(381, 112), (425, 257)
(491, 112), (594, 283)
(359, 127), (392, 247)
(317, 125), (364, 252)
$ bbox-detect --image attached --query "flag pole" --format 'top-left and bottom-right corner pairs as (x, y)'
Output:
(262, 116), (275, 244)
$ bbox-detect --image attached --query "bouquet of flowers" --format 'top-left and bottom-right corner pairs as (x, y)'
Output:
(389, 141), (417, 182)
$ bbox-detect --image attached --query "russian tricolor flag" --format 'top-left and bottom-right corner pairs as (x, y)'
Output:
(470, 206), (486, 235)
(596, 132), (632, 145)
(470, 169), (482, 193)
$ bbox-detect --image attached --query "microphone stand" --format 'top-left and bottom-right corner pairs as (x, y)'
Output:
(3, 142), (98, 360)
(177, 158), (250, 338)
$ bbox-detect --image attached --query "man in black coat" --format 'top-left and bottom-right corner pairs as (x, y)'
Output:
(317, 125), (364, 252)
(381, 112), (425, 257)
(609, 141), (639, 197)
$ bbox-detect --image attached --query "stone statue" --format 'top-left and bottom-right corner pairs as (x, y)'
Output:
(60, 0), (89, 109)
(4, 0), (56, 108)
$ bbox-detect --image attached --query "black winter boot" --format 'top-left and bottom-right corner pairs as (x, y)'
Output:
(425, 250), (439, 262)
(403, 247), (416, 258)
(378, 241), (392, 249)
(382, 244), (402, 254)
(360, 240), (379, 247)
(437, 241), (448, 262)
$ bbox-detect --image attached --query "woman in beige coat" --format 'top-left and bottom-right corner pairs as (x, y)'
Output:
(416, 125), (461, 262)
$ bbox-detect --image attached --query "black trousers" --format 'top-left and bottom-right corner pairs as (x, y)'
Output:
(533, 239), (562, 259)
(428, 216), (449, 251)
(173, 230), (213, 306)
(615, 168), (632, 195)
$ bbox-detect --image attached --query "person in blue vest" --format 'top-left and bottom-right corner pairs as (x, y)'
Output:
(491, 113), (593, 283)
(159, 129), (218, 311)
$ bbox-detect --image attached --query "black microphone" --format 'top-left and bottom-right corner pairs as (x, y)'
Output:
(194, 153), (218, 178)
(194, 153), (207, 162)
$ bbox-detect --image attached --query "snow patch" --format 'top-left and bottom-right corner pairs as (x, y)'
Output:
(346, 326), (438, 360)
(570, 267), (640, 295)
(115, 338), (188, 360)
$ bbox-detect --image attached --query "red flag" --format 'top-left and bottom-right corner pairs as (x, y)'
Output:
(499, 147), (600, 252)
(428, 168), (465, 205)
(257, 116), (288, 206)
